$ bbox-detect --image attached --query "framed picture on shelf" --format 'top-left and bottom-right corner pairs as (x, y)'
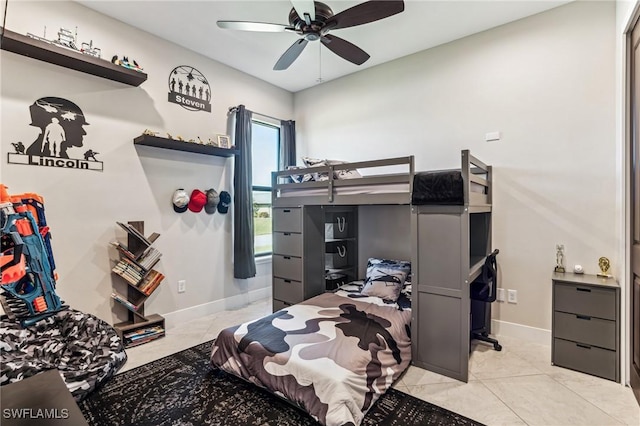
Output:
(217, 134), (230, 149)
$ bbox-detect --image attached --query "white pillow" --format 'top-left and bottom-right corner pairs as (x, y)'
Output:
(325, 159), (362, 180)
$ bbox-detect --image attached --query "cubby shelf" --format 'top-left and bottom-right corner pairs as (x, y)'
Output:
(0, 27), (147, 86)
(134, 134), (240, 157)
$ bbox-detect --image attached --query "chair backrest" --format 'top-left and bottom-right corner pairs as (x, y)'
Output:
(470, 249), (499, 302)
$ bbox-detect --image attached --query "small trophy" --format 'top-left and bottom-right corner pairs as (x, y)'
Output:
(554, 244), (565, 273)
(597, 256), (613, 278)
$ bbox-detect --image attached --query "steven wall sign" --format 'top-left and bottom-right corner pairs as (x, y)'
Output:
(168, 65), (211, 112)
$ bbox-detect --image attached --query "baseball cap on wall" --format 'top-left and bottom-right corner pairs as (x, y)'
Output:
(204, 189), (220, 214)
(188, 189), (207, 213)
(217, 191), (231, 214)
(172, 189), (189, 213)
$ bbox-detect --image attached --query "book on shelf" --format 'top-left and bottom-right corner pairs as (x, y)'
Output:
(116, 222), (156, 247)
(138, 270), (164, 295)
(111, 291), (140, 312)
(109, 241), (137, 261)
(112, 268), (140, 286)
(124, 325), (164, 340)
(137, 247), (162, 270)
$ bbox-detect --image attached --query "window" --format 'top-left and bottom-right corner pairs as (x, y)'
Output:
(251, 120), (280, 256)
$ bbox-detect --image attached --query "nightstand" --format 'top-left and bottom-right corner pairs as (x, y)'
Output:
(552, 272), (620, 381)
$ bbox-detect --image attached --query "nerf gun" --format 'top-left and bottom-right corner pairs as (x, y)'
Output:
(1, 191), (66, 326)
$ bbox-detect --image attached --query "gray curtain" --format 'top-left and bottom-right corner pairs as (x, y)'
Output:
(280, 120), (296, 169)
(233, 105), (256, 279)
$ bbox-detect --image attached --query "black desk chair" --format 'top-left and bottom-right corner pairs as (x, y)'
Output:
(470, 249), (502, 351)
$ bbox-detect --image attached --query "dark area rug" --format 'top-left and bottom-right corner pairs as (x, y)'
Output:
(79, 340), (484, 426)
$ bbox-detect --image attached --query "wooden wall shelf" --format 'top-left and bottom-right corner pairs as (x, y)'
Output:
(134, 134), (240, 157)
(0, 27), (147, 86)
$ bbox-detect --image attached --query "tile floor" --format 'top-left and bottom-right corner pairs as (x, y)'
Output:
(123, 298), (640, 426)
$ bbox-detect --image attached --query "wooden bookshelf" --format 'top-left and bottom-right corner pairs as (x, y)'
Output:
(134, 134), (240, 157)
(0, 27), (147, 86)
(110, 221), (165, 348)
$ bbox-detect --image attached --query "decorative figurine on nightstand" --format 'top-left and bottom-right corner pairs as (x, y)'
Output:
(143, 129), (158, 136)
(597, 256), (613, 278)
(573, 264), (584, 274)
(554, 244), (565, 273)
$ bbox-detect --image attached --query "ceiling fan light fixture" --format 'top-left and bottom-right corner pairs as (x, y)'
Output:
(218, 0), (405, 70)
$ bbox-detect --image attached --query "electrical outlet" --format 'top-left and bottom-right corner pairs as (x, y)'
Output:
(496, 288), (505, 302)
(178, 280), (186, 293)
(507, 289), (517, 303)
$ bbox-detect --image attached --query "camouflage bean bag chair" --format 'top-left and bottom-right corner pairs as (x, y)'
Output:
(0, 308), (127, 401)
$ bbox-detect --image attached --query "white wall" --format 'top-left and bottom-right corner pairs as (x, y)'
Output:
(294, 1), (617, 331)
(1, 1), (292, 324)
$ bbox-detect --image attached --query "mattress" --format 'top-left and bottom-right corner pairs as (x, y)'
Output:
(278, 182), (409, 197)
(411, 170), (485, 205)
(210, 289), (412, 426)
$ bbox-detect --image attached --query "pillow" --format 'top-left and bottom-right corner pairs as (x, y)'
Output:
(286, 165), (314, 183)
(325, 159), (362, 180)
(301, 157), (330, 181)
(361, 258), (411, 301)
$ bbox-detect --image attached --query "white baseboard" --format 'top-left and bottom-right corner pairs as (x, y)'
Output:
(491, 319), (551, 346)
(162, 286), (271, 329)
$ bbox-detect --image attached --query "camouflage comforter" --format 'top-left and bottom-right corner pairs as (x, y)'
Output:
(210, 290), (412, 426)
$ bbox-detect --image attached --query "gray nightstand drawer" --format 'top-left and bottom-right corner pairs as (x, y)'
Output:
(273, 277), (304, 305)
(273, 299), (293, 312)
(273, 254), (302, 281)
(553, 338), (616, 381)
(554, 283), (616, 320)
(273, 232), (302, 256)
(554, 311), (615, 350)
(273, 208), (302, 233)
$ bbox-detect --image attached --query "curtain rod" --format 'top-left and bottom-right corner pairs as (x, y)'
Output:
(1, 0), (8, 40)
(228, 106), (288, 123)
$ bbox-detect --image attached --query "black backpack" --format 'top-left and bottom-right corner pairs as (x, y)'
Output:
(470, 249), (499, 302)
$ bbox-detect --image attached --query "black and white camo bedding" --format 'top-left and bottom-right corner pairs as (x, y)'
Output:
(210, 285), (412, 426)
(0, 308), (127, 401)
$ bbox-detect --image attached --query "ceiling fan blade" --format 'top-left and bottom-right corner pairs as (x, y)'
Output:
(274, 38), (309, 70)
(321, 34), (370, 65)
(326, 0), (404, 30)
(217, 21), (294, 32)
(291, 0), (315, 23)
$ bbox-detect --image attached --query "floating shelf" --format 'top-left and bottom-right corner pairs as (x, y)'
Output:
(0, 27), (147, 86)
(134, 134), (240, 157)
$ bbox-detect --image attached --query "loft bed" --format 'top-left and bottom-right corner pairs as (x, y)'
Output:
(271, 150), (491, 210)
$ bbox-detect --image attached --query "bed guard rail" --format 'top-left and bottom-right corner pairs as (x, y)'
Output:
(272, 156), (414, 204)
(462, 150), (492, 207)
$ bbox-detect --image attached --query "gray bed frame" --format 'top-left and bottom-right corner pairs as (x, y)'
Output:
(271, 150), (493, 382)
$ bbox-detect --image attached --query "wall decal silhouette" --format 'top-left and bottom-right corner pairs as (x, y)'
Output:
(8, 97), (103, 171)
(167, 65), (211, 112)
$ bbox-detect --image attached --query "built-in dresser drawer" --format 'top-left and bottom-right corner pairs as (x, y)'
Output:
(553, 338), (616, 381)
(273, 208), (302, 233)
(553, 311), (616, 350)
(273, 299), (293, 312)
(554, 283), (616, 320)
(273, 254), (302, 281)
(273, 277), (304, 305)
(273, 232), (302, 256)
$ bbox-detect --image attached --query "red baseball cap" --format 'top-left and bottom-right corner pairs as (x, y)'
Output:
(188, 189), (207, 213)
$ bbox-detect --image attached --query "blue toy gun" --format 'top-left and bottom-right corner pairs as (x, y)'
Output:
(0, 201), (66, 326)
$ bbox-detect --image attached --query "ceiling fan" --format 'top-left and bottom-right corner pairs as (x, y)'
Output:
(217, 0), (405, 70)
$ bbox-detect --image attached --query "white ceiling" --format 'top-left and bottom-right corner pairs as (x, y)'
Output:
(77, 0), (570, 93)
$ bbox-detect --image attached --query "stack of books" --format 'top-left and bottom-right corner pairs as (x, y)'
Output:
(111, 291), (140, 312)
(138, 270), (165, 295)
(137, 247), (162, 270)
(123, 325), (165, 347)
(112, 258), (144, 285)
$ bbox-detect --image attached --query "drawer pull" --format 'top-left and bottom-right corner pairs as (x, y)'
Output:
(576, 287), (591, 293)
(283, 209), (291, 213)
(284, 232), (291, 236)
(283, 256), (291, 260)
(576, 315), (591, 321)
(576, 343), (592, 349)
(284, 279), (291, 283)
